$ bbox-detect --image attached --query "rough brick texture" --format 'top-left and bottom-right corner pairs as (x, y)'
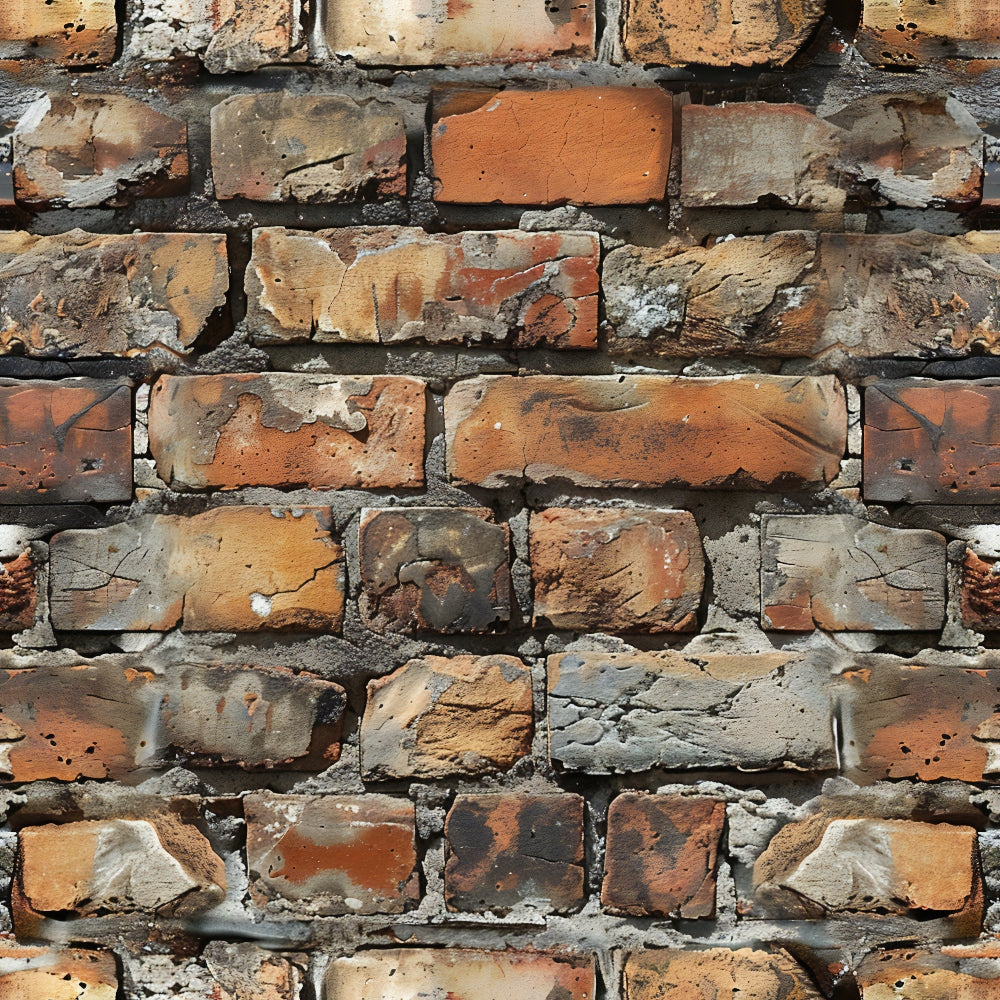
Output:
(0, 1), (117, 65)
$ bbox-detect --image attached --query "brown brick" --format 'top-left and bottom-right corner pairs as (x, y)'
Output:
(0, 548), (39, 631)
(602, 793), (723, 919)
(358, 507), (510, 634)
(148, 374), (426, 491)
(754, 817), (983, 931)
(245, 793), (418, 914)
(0, 0), (116, 66)
(431, 88), (672, 205)
(16, 816), (227, 927)
(132, 0), (304, 72)
(201, 942), (303, 1000)
(841, 661), (1000, 783)
(761, 514), (947, 631)
(326, 949), (595, 1000)
(0, 943), (118, 1000)
(857, 948), (1000, 999)
(360, 654), (533, 779)
(858, 0), (1000, 66)
(605, 232), (999, 359)
(548, 649), (836, 773)
(49, 507), (344, 632)
(0, 379), (131, 504)
(681, 98), (982, 211)
(444, 794), (584, 914)
(530, 507), (704, 632)
(865, 380), (1000, 503)
(0, 659), (345, 781)
(962, 549), (1000, 629)
(0, 230), (228, 358)
(624, 948), (824, 1000)
(246, 227), (599, 348)
(14, 95), (188, 209)
(211, 94), (406, 202)
(446, 375), (846, 489)
(325, 0), (594, 64)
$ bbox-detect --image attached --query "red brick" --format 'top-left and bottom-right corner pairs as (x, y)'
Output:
(211, 93), (406, 202)
(358, 507), (511, 634)
(0, 1), (116, 66)
(247, 227), (599, 348)
(858, 948), (1000, 999)
(602, 793), (723, 918)
(446, 375), (846, 489)
(0, 943), (117, 1000)
(326, 949), (595, 1000)
(962, 549), (1000, 629)
(0, 548), (39, 631)
(530, 507), (704, 632)
(444, 794), (584, 913)
(0, 380), (131, 504)
(148, 374), (426, 491)
(325, 0), (595, 64)
(245, 793), (418, 914)
(49, 507), (344, 632)
(864, 380), (1000, 503)
(431, 88), (672, 205)
(360, 655), (533, 779)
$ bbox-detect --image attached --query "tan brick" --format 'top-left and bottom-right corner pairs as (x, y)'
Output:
(358, 507), (510, 634)
(0, 659), (345, 781)
(211, 94), (406, 202)
(49, 507), (344, 632)
(431, 88), (672, 205)
(201, 942), (303, 1000)
(605, 232), (999, 359)
(0, 944), (117, 1000)
(245, 793), (418, 914)
(624, 948), (824, 1000)
(444, 794), (584, 914)
(14, 95), (188, 209)
(360, 655), (533, 779)
(0, 379), (131, 504)
(602, 793), (723, 919)
(148, 374), (426, 491)
(548, 649), (836, 773)
(0, 230), (228, 358)
(858, 948), (1000, 999)
(326, 949), (595, 1000)
(325, 0), (594, 64)
(859, 0), (1000, 66)
(754, 817), (983, 931)
(446, 375), (846, 489)
(0, 0), (116, 66)
(761, 514), (947, 631)
(16, 816), (226, 926)
(246, 227), (599, 348)
(530, 507), (704, 632)
(841, 661), (1000, 783)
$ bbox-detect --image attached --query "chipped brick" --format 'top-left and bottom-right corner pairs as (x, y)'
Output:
(211, 94), (406, 202)
(0, 943), (118, 1000)
(0, 230), (228, 358)
(624, 948), (824, 1000)
(14, 95), (188, 209)
(857, 949), (1000, 999)
(0, 549), (39, 631)
(962, 549), (1000, 629)
(547, 649), (836, 774)
(761, 514), (947, 631)
(0, 379), (131, 504)
(446, 375), (846, 489)
(326, 949), (595, 1000)
(602, 793), (724, 919)
(360, 655), (533, 780)
(358, 507), (511, 634)
(431, 88), (672, 205)
(202, 942), (303, 1000)
(245, 793), (418, 915)
(0, 0), (116, 66)
(246, 227), (599, 348)
(444, 794), (584, 914)
(49, 507), (344, 632)
(530, 507), (704, 632)
(865, 380), (1000, 503)
(148, 374), (426, 491)
(325, 0), (594, 64)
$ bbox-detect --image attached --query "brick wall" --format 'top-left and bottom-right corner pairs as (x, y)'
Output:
(1, 1), (1000, 998)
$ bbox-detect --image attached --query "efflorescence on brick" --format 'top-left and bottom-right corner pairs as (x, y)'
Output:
(1, 0), (1000, 996)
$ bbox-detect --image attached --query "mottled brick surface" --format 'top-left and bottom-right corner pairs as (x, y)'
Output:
(0, 0), (117, 65)
(0, 944), (118, 1000)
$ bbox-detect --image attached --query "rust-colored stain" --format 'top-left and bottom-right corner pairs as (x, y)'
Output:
(0, 550), (36, 629)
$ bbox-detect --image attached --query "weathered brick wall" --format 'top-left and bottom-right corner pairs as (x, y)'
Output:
(2, 1), (1000, 997)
